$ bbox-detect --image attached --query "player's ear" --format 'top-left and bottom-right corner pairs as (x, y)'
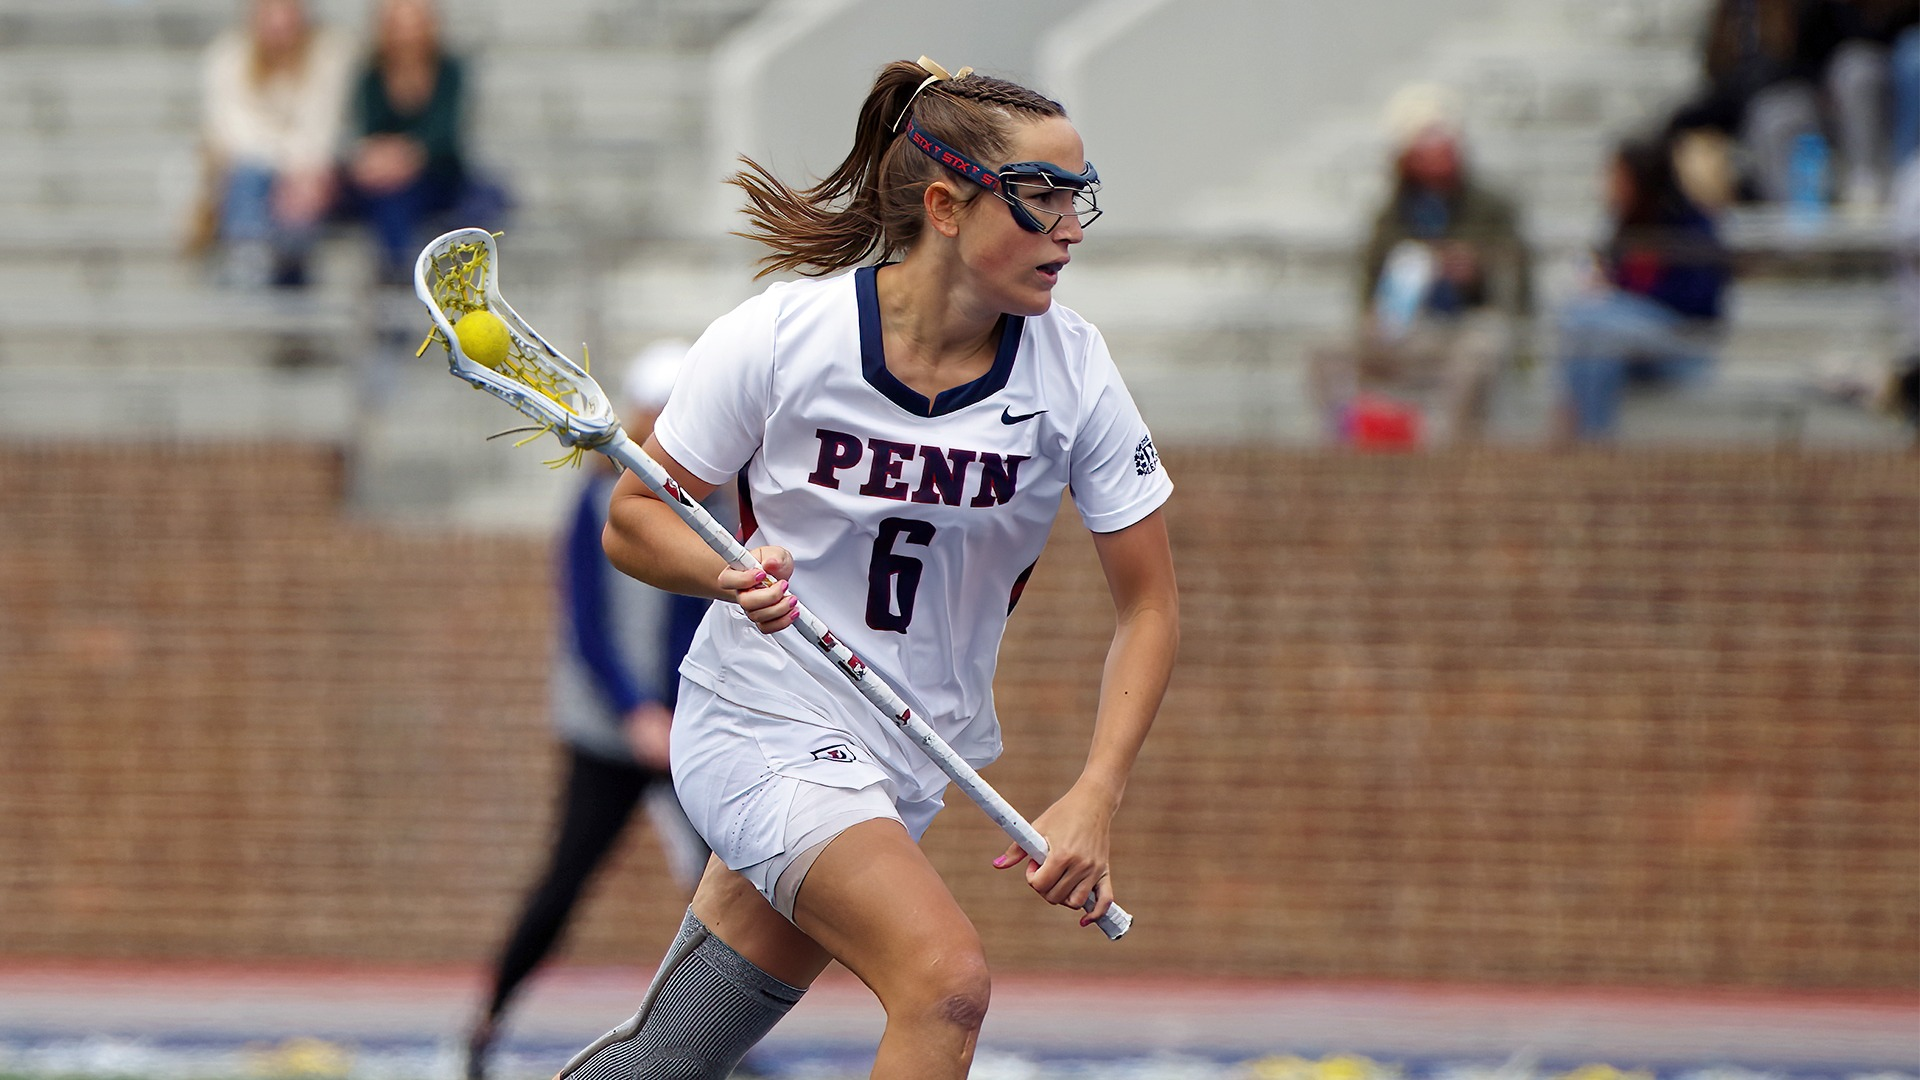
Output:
(924, 180), (968, 238)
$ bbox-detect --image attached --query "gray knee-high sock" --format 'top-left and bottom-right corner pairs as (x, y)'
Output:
(555, 910), (803, 1080)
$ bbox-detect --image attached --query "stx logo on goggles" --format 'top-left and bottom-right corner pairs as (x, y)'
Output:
(905, 122), (1000, 190)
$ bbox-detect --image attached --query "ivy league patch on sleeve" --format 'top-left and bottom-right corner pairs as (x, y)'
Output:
(1133, 434), (1160, 477)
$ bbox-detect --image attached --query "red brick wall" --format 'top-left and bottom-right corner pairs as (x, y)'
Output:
(0, 443), (1913, 986)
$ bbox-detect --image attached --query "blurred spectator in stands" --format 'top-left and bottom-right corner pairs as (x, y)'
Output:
(340, 0), (508, 286)
(465, 341), (713, 1080)
(1309, 84), (1533, 447)
(1667, 0), (1822, 204)
(1803, 0), (1916, 208)
(1556, 136), (1732, 441)
(197, 0), (352, 288)
(1893, 25), (1920, 169)
(1891, 159), (1920, 432)
(1669, 0), (1916, 208)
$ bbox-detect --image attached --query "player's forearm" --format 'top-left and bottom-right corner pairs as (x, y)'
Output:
(1077, 602), (1178, 811)
(603, 494), (730, 601)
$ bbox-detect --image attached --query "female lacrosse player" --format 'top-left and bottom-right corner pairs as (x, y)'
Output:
(568, 58), (1178, 1079)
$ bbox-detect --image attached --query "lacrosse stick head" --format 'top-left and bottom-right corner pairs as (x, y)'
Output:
(414, 228), (620, 450)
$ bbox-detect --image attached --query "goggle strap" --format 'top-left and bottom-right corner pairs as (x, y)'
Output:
(902, 117), (1001, 193)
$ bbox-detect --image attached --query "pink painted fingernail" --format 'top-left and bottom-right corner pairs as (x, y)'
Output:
(776, 580), (789, 593)
(752, 571), (769, 586)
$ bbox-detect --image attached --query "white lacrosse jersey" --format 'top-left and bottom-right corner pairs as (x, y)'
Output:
(654, 265), (1172, 803)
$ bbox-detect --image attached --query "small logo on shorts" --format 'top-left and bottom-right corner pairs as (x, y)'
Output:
(812, 744), (859, 764)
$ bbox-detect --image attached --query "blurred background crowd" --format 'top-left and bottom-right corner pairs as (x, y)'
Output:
(0, 0), (1915, 525)
(0, 0), (1915, 1076)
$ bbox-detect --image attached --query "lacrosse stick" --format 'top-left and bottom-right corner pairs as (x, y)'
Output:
(415, 228), (1131, 940)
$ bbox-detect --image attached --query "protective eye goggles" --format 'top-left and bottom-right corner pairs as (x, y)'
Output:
(903, 117), (1102, 234)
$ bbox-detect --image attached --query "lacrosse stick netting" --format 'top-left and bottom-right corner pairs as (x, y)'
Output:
(414, 228), (1132, 940)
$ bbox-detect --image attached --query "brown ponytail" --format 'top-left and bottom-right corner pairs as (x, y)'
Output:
(728, 60), (1067, 278)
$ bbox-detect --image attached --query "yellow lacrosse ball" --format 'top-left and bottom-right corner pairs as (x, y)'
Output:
(454, 309), (511, 370)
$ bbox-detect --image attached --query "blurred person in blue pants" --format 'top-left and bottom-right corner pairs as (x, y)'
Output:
(1802, 0), (1916, 207)
(1890, 158), (1920, 431)
(1893, 25), (1920, 169)
(340, 0), (507, 286)
(197, 0), (352, 288)
(465, 342), (716, 1080)
(1556, 137), (1732, 441)
(1665, 0), (1821, 204)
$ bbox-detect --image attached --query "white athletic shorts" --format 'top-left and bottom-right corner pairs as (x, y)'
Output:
(671, 681), (944, 919)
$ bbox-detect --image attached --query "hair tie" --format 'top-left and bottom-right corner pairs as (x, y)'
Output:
(890, 55), (974, 133)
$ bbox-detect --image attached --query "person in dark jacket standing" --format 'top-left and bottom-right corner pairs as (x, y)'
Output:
(1557, 137), (1732, 440)
(464, 342), (716, 1080)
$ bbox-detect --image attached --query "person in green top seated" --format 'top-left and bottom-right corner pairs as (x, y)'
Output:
(341, 0), (506, 284)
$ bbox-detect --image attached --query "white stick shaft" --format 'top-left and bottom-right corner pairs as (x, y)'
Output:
(601, 431), (1131, 940)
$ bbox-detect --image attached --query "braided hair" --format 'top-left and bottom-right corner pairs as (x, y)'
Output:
(728, 61), (1067, 278)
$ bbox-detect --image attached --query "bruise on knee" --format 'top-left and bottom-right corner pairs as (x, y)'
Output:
(936, 989), (989, 1032)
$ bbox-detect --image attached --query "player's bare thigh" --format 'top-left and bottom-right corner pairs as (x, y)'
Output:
(688, 857), (831, 989)
(789, 819), (990, 1021)
(686, 822), (988, 1001)
(692, 819), (989, 1078)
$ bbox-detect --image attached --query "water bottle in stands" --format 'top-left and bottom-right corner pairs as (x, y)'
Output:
(1786, 131), (1830, 230)
(1373, 240), (1434, 340)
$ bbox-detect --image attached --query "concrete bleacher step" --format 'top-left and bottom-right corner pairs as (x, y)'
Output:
(0, 144), (201, 218)
(343, 360), (585, 532)
(0, 0), (771, 49)
(1430, 38), (1699, 123)
(1618, 381), (1911, 446)
(0, 253), (206, 297)
(0, 208), (184, 255)
(0, 337), (596, 530)
(1726, 281), (1897, 339)
(0, 221), (594, 372)
(0, 2), (223, 49)
(0, 365), (358, 441)
(0, 277), (363, 339)
(457, 0), (773, 49)
(471, 49), (702, 144)
(0, 54), (198, 139)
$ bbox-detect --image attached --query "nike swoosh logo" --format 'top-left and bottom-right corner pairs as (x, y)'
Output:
(1001, 407), (1047, 425)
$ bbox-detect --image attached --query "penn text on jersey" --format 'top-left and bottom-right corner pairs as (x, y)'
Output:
(807, 428), (1028, 508)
